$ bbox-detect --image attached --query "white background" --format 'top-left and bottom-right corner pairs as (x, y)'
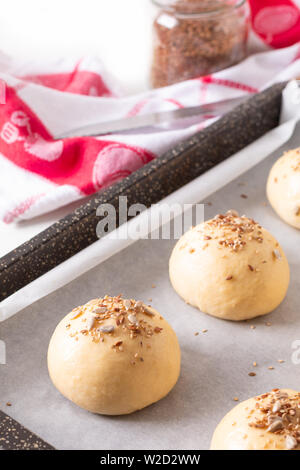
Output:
(0, 0), (155, 94)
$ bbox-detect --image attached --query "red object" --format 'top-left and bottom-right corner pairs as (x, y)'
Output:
(0, 86), (154, 198)
(248, 0), (300, 48)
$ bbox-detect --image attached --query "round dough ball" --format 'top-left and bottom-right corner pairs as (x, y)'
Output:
(169, 211), (289, 321)
(48, 296), (180, 415)
(267, 148), (300, 229)
(211, 389), (300, 450)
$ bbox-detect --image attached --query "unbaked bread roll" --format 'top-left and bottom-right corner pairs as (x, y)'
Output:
(48, 296), (180, 415)
(211, 389), (300, 450)
(169, 211), (289, 321)
(267, 147), (300, 229)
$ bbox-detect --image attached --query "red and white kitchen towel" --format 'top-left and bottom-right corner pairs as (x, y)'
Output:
(0, 40), (300, 223)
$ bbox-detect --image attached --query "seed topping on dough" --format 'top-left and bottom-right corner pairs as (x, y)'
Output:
(286, 435), (298, 450)
(99, 325), (115, 333)
(86, 314), (95, 331)
(143, 306), (156, 317)
(68, 296), (163, 361)
(185, 213), (285, 268)
(199, 213), (264, 252)
(128, 314), (138, 325)
(248, 389), (300, 450)
(92, 307), (107, 315)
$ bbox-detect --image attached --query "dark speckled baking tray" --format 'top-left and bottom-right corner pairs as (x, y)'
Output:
(0, 82), (285, 450)
(0, 410), (54, 450)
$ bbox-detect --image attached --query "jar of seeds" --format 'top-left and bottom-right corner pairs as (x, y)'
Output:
(151, 0), (250, 88)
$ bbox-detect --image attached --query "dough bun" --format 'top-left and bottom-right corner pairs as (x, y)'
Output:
(169, 211), (289, 320)
(48, 296), (181, 415)
(211, 389), (300, 450)
(267, 147), (300, 229)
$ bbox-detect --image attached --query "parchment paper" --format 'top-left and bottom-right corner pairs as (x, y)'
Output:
(1, 120), (300, 449)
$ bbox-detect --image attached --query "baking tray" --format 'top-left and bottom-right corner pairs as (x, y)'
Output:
(0, 83), (288, 450)
(1, 127), (300, 450)
(0, 410), (54, 450)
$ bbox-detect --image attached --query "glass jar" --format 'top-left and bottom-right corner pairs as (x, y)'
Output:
(151, 0), (250, 88)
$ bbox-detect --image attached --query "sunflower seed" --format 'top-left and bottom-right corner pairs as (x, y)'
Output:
(286, 435), (298, 450)
(272, 401), (282, 413)
(128, 314), (138, 325)
(86, 315), (95, 331)
(134, 301), (143, 309)
(93, 307), (107, 314)
(99, 325), (114, 333)
(267, 419), (283, 433)
(143, 306), (155, 317)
